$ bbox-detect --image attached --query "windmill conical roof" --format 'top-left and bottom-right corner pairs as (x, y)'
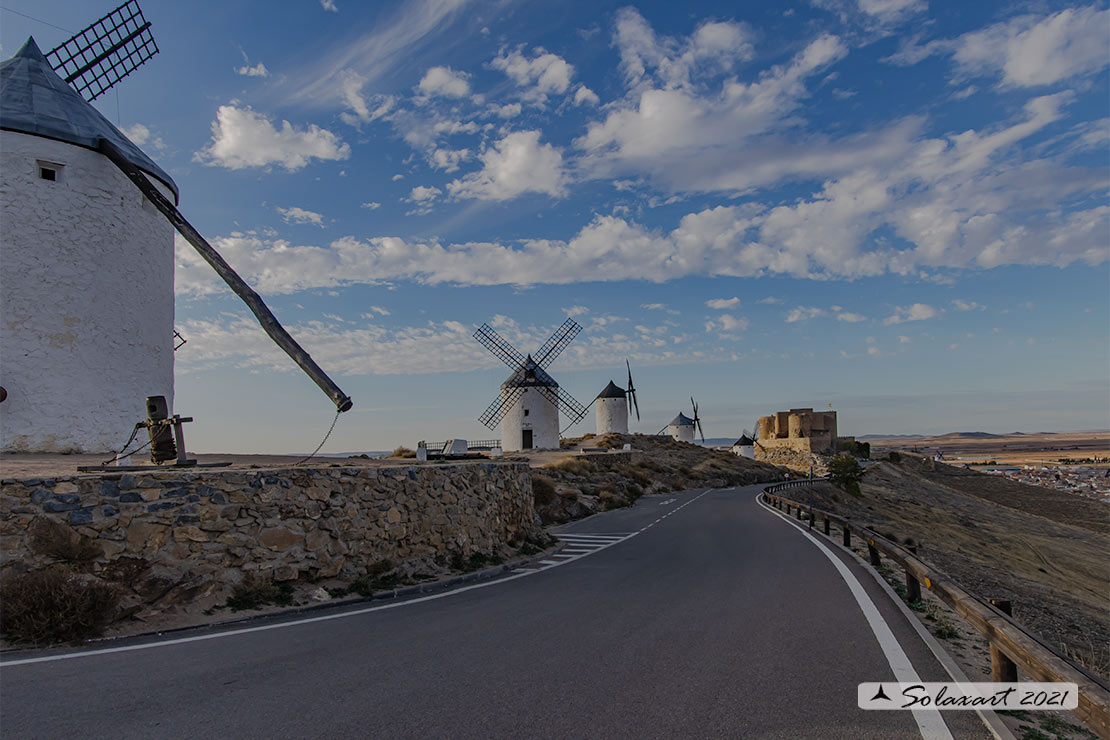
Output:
(0, 37), (178, 202)
(596, 380), (626, 399)
(669, 412), (694, 427)
(734, 434), (755, 446)
(501, 355), (558, 389)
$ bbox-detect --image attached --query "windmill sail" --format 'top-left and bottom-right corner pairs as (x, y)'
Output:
(98, 138), (352, 413)
(45, 0), (158, 102)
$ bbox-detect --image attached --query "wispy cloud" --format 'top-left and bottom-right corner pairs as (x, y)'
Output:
(883, 303), (940, 324)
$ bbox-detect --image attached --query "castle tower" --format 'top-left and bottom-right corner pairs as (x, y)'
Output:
(594, 380), (628, 435)
(0, 39), (179, 452)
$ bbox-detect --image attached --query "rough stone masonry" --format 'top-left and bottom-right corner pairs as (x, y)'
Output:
(0, 462), (537, 610)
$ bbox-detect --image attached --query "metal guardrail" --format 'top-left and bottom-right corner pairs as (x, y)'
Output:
(762, 486), (1110, 738)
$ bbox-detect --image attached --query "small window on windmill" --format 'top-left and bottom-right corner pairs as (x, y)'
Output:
(524, 409), (530, 417)
(37, 160), (64, 182)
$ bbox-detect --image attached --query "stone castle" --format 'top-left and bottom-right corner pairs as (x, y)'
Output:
(756, 408), (853, 455)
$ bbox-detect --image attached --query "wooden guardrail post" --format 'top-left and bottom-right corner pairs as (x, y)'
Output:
(905, 545), (921, 603)
(867, 539), (881, 567)
(989, 599), (1019, 683)
(795, 506), (803, 521)
(808, 511), (815, 529)
(823, 516), (831, 535)
(842, 523), (850, 547)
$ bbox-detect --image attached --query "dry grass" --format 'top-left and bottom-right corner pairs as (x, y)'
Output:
(1, 566), (120, 644)
(27, 517), (102, 564)
(785, 454), (1110, 680)
(390, 446), (417, 458)
(532, 475), (557, 506)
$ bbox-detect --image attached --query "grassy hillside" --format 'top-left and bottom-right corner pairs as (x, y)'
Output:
(784, 454), (1110, 678)
(532, 433), (785, 524)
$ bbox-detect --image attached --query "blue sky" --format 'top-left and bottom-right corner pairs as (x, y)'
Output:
(3, 0), (1107, 452)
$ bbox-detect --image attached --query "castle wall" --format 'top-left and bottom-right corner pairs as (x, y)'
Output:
(0, 132), (175, 453)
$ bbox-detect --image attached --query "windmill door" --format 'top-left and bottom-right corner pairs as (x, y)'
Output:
(522, 429), (533, 449)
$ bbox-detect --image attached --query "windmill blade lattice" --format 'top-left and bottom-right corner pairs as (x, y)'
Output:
(691, 396), (705, 443)
(479, 385), (527, 428)
(473, 324), (527, 369)
(533, 319), (581, 367)
(46, 0), (158, 102)
(473, 319), (587, 430)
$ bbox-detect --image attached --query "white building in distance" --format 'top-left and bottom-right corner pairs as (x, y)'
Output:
(595, 381), (628, 435)
(667, 413), (696, 443)
(0, 39), (178, 453)
(499, 357), (560, 451)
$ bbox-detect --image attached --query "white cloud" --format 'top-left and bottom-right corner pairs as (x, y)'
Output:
(337, 70), (395, 126)
(867, 345), (882, 356)
(836, 312), (867, 322)
(786, 306), (827, 323)
(196, 105), (350, 171)
(857, 0), (925, 23)
(883, 303), (940, 324)
(898, 335), (912, 343)
(887, 7), (1109, 88)
(573, 85), (600, 106)
(491, 47), (574, 102)
(236, 62), (269, 78)
(447, 130), (567, 200)
(320, 0), (337, 11)
(952, 299), (984, 311)
(491, 103), (522, 119)
(277, 206), (326, 227)
(718, 314), (749, 332)
(122, 123), (164, 151)
(756, 297), (782, 304)
(418, 66), (471, 98)
(578, 14), (848, 192)
(564, 305), (590, 317)
(364, 305), (390, 316)
(642, 303), (666, 310)
(429, 148), (470, 172)
(361, 201), (382, 210)
(706, 297), (740, 309)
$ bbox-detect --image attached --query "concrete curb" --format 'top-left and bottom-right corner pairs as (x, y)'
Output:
(0, 544), (562, 654)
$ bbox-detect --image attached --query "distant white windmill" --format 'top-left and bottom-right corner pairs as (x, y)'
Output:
(595, 360), (640, 435)
(663, 397), (704, 444)
(473, 319), (588, 451)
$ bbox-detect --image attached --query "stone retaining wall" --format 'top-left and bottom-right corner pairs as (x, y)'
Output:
(0, 462), (536, 610)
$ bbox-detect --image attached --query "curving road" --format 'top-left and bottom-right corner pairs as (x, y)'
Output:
(0, 485), (994, 738)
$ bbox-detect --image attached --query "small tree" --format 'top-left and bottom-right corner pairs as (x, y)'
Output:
(828, 454), (864, 495)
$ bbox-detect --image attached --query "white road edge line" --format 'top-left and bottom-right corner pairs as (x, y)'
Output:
(3, 489), (716, 668)
(755, 492), (953, 740)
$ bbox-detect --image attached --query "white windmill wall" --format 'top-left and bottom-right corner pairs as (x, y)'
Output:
(669, 424), (695, 443)
(500, 386), (559, 451)
(595, 397), (628, 435)
(736, 445), (755, 459)
(0, 132), (175, 453)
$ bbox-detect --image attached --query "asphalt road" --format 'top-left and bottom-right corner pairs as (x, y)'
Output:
(0, 485), (993, 739)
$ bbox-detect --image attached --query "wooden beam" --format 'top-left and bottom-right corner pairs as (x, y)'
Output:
(98, 138), (352, 413)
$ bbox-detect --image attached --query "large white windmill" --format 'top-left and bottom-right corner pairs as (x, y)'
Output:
(0, 2), (350, 454)
(595, 360), (640, 435)
(473, 319), (588, 451)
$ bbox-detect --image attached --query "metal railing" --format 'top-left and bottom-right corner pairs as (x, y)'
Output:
(761, 486), (1110, 738)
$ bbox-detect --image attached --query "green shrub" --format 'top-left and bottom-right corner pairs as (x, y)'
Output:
(1, 566), (120, 644)
(828, 454), (864, 494)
